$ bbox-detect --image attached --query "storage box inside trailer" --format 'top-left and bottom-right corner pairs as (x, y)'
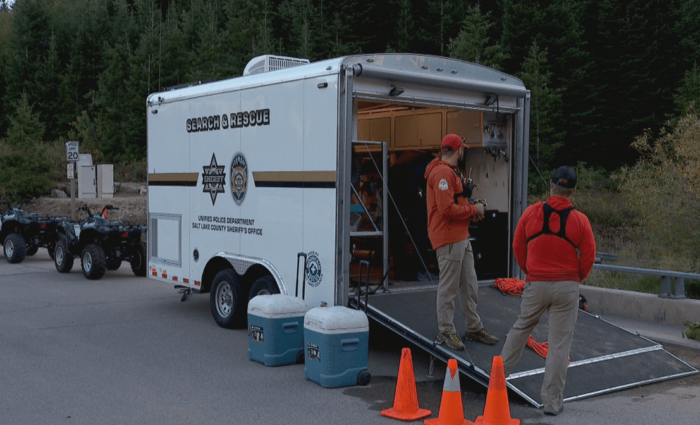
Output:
(350, 100), (512, 285)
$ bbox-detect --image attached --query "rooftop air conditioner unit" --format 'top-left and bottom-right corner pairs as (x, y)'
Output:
(243, 55), (310, 76)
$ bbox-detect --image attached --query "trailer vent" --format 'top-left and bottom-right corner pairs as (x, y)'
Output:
(243, 55), (310, 76)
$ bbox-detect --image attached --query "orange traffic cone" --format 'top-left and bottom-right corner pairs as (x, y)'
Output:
(474, 356), (519, 425)
(381, 348), (432, 421)
(424, 359), (474, 425)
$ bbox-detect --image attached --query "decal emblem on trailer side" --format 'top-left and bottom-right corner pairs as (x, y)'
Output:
(202, 153), (226, 205)
(230, 153), (248, 206)
(305, 251), (323, 287)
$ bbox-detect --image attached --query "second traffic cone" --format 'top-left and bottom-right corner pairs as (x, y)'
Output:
(381, 348), (432, 421)
(424, 359), (474, 425)
(474, 356), (519, 425)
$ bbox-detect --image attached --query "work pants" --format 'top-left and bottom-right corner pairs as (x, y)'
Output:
(435, 238), (483, 335)
(500, 280), (579, 412)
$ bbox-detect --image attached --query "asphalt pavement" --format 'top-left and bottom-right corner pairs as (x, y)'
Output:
(1, 250), (699, 425)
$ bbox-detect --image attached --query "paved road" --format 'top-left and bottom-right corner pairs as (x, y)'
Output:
(1, 250), (698, 425)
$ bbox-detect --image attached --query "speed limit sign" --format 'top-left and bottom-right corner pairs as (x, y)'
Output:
(65, 141), (79, 162)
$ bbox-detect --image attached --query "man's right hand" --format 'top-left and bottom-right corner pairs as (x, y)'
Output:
(475, 202), (485, 217)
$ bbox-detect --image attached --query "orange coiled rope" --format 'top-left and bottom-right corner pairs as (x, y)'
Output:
(526, 335), (550, 358)
(527, 335), (571, 363)
(494, 278), (525, 296)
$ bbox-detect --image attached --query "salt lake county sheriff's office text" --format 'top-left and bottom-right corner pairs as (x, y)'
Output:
(192, 215), (263, 236)
(186, 109), (271, 132)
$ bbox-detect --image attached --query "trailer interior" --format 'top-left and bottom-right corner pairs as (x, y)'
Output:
(345, 97), (697, 408)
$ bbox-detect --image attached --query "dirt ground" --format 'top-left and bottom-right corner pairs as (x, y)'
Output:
(30, 183), (147, 224)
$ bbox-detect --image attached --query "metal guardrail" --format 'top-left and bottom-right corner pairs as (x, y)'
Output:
(592, 263), (700, 299)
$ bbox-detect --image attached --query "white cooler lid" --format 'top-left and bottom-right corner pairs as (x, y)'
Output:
(247, 294), (306, 319)
(304, 306), (369, 334)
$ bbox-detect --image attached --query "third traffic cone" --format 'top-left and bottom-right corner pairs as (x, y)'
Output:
(381, 348), (431, 421)
(474, 356), (519, 425)
(424, 359), (474, 425)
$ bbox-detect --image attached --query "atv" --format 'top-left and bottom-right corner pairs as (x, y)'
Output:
(54, 205), (147, 280)
(1, 199), (67, 264)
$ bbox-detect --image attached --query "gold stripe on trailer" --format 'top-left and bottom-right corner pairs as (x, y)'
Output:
(253, 171), (336, 189)
(148, 173), (199, 187)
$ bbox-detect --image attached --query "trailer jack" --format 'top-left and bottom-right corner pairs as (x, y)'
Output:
(175, 285), (192, 302)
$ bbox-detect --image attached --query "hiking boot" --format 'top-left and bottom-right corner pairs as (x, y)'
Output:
(544, 407), (564, 416)
(463, 328), (499, 345)
(436, 331), (465, 350)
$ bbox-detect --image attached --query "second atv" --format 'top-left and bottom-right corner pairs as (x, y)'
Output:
(54, 205), (147, 280)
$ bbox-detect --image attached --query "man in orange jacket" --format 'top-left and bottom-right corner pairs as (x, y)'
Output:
(500, 165), (596, 416)
(425, 134), (499, 350)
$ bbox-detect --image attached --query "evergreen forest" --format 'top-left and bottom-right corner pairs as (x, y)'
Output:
(1, 0), (700, 173)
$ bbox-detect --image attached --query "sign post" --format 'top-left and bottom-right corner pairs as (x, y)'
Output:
(65, 142), (79, 219)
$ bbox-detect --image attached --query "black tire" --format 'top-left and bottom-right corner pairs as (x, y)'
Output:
(296, 350), (305, 364)
(54, 237), (74, 273)
(107, 259), (122, 271)
(26, 245), (39, 256)
(46, 241), (56, 260)
(81, 243), (106, 280)
(3, 233), (27, 264)
(248, 275), (280, 300)
(210, 269), (245, 329)
(130, 242), (147, 277)
(357, 370), (371, 386)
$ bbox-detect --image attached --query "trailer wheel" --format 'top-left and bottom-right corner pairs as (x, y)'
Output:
(357, 370), (371, 386)
(130, 242), (147, 277)
(210, 269), (245, 328)
(26, 245), (39, 256)
(54, 237), (74, 273)
(3, 233), (26, 264)
(81, 244), (107, 280)
(107, 259), (122, 271)
(248, 276), (280, 300)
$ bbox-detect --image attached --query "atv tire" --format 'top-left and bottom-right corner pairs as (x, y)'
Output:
(130, 242), (147, 277)
(107, 259), (122, 271)
(46, 240), (56, 260)
(26, 245), (39, 256)
(3, 233), (27, 264)
(54, 237), (74, 273)
(81, 243), (107, 280)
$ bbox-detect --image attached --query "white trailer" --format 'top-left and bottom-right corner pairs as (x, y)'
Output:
(146, 53), (529, 327)
(146, 54), (698, 408)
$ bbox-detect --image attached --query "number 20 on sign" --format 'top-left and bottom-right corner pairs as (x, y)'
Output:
(65, 141), (79, 162)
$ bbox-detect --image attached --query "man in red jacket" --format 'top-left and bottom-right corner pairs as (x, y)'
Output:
(425, 134), (499, 351)
(501, 166), (596, 416)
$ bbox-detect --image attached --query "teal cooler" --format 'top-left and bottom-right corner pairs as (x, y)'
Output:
(304, 306), (371, 387)
(247, 294), (306, 367)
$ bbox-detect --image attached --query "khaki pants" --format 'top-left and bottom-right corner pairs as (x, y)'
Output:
(435, 238), (483, 334)
(500, 280), (579, 412)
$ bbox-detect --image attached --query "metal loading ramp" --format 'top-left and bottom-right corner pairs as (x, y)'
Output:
(359, 284), (698, 408)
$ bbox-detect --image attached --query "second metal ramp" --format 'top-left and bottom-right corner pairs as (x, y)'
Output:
(361, 284), (698, 408)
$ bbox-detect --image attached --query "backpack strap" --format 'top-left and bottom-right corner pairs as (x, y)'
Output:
(527, 201), (578, 249)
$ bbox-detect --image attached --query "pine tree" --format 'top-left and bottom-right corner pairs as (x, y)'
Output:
(418, 0), (455, 55)
(279, 0), (317, 59)
(393, 0), (414, 53)
(448, 4), (506, 69)
(674, 63), (700, 116)
(518, 41), (564, 171)
(0, 92), (53, 200)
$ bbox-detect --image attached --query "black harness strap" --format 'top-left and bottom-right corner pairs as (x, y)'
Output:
(527, 201), (577, 249)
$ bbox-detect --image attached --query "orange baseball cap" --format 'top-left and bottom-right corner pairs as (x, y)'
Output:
(441, 134), (467, 152)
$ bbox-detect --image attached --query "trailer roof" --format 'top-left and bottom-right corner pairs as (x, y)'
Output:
(147, 54), (525, 106)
